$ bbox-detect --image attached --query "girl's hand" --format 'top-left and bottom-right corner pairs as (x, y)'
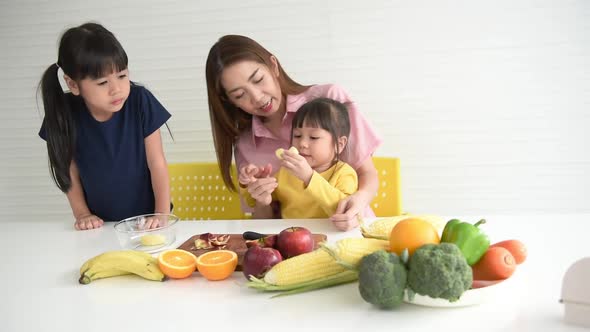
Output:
(247, 177), (278, 206)
(280, 150), (313, 185)
(330, 191), (370, 231)
(239, 163), (273, 185)
(74, 214), (104, 231)
(142, 215), (169, 229)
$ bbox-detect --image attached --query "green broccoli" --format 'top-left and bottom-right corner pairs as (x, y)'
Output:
(407, 243), (472, 302)
(358, 250), (407, 309)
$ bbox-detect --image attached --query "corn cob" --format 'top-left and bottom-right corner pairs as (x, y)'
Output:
(361, 215), (445, 240)
(261, 247), (346, 287)
(247, 237), (390, 296)
(330, 237), (390, 268)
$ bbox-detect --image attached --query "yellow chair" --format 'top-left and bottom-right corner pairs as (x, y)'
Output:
(168, 162), (246, 220)
(371, 157), (403, 217)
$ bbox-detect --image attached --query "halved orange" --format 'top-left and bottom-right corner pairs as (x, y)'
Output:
(196, 250), (238, 281)
(157, 249), (198, 279)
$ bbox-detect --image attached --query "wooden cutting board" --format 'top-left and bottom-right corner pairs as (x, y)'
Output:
(177, 233), (328, 271)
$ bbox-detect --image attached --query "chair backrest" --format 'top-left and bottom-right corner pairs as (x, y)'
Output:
(168, 162), (246, 220)
(371, 157), (403, 217)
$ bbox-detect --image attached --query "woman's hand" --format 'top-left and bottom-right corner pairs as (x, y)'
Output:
(239, 163), (273, 186)
(247, 177), (278, 206)
(74, 214), (104, 231)
(280, 150), (313, 185)
(330, 191), (372, 231)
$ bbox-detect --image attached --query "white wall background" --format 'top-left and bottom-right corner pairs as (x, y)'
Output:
(1, 0), (588, 222)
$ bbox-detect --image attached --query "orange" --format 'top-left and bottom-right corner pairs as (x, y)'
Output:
(389, 218), (440, 256)
(196, 250), (238, 281)
(157, 249), (198, 279)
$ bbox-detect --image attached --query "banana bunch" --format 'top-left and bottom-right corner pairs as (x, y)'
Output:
(79, 250), (165, 284)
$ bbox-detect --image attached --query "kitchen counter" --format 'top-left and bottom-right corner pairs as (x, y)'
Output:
(1, 215), (588, 332)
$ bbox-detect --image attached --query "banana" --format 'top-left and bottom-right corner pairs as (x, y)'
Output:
(79, 250), (165, 284)
(79, 269), (132, 285)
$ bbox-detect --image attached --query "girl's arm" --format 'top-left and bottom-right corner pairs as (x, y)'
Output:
(66, 161), (104, 230)
(304, 166), (357, 217)
(330, 158), (379, 230)
(145, 129), (170, 215)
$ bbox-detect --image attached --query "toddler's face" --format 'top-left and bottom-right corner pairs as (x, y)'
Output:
(292, 126), (336, 173)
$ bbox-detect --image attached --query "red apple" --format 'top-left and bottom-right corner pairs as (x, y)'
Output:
(245, 234), (278, 248)
(242, 245), (283, 279)
(276, 226), (314, 259)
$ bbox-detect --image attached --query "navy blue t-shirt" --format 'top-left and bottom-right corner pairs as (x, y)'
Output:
(39, 84), (171, 221)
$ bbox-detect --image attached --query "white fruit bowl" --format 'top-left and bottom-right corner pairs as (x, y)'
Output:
(113, 213), (179, 253)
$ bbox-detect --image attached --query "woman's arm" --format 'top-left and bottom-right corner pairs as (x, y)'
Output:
(145, 129), (170, 215)
(330, 157), (379, 230)
(66, 161), (104, 230)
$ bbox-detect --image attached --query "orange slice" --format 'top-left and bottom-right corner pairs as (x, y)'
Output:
(196, 250), (238, 281)
(157, 249), (198, 279)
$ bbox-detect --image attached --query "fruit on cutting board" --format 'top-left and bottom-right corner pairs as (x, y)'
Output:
(79, 250), (165, 284)
(245, 234), (278, 248)
(196, 250), (238, 281)
(389, 218), (440, 256)
(157, 249), (198, 279)
(242, 245), (283, 279)
(276, 226), (314, 259)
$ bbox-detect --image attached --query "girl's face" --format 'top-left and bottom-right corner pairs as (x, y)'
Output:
(292, 125), (347, 173)
(66, 69), (131, 121)
(220, 59), (282, 118)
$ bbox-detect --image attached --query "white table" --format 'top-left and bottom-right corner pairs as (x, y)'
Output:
(1, 215), (588, 332)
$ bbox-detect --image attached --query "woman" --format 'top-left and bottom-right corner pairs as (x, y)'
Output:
(205, 35), (382, 230)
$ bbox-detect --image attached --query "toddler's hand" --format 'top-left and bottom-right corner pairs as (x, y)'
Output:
(281, 150), (313, 185)
(74, 214), (104, 231)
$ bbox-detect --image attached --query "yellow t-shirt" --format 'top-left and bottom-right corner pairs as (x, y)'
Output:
(244, 161), (358, 218)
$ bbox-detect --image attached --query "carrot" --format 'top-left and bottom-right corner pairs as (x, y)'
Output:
(491, 239), (527, 264)
(472, 247), (516, 280)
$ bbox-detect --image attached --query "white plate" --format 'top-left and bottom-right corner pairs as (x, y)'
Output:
(403, 279), (507, 307)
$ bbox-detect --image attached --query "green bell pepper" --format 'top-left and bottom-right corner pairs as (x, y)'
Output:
(441, 219), (490, 266)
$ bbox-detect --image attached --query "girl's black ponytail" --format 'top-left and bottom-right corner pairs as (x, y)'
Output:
(40, 63), (75, 193)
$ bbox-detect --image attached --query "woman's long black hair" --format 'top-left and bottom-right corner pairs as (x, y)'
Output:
(39, 22), (128, 193)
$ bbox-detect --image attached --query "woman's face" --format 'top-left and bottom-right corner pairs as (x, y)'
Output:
(220, 59), (283, 117)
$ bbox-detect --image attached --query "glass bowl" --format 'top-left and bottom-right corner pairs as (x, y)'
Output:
(113, 213), (179, 253)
